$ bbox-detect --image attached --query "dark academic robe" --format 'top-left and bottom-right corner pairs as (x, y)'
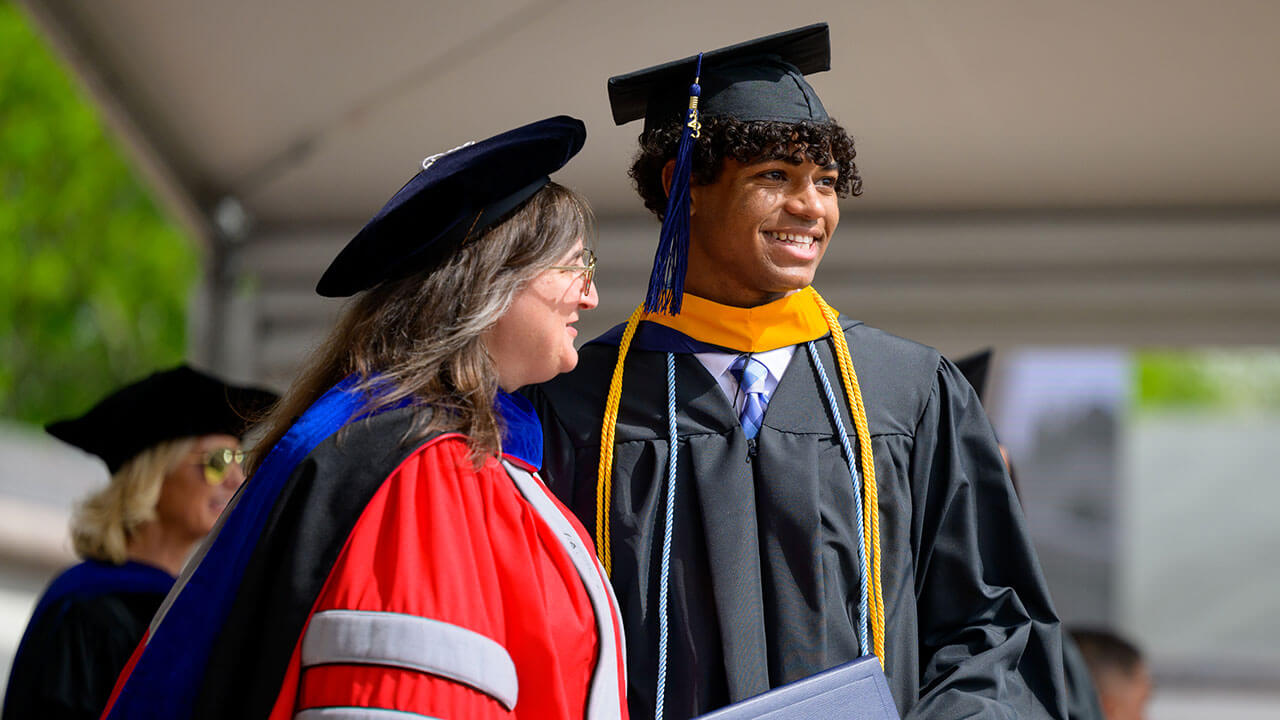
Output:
(101, 383), (626, 720)
(2, 561), (173, 720)
(526, 313), (1068, 720)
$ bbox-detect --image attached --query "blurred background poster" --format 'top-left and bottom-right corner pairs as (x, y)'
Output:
(993, 349), (1280, 718)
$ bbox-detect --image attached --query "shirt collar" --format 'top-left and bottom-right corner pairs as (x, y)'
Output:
(697, 345), (795, 390)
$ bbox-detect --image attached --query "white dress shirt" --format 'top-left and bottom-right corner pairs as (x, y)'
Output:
(694, 345), (797, 417)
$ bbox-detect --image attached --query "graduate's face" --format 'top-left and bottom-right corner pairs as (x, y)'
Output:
(155, 434), (243, 541)
(486, 239), (600, 391)
(684, 153), (839, 307)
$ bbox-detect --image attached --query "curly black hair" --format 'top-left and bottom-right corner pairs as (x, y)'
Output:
(629, 115), (863, 218)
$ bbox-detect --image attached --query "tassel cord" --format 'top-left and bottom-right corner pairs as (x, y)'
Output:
(644, 54), (702, 315)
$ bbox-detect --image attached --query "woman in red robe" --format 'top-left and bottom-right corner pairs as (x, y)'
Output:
(102, 116), (626, 720)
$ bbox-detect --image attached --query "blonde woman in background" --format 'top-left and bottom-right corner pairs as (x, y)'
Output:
(2, 365), (275, 720)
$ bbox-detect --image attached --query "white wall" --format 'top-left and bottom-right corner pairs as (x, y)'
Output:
(0, 421), (102, 702)
(1122, 412), (1280, 678)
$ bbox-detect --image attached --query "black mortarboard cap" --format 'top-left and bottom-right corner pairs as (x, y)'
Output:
(317, 115), (587, 298)
(608, 23), (831, 133)
(604, 24), (834, 315)
(953, 349), (994, 402)
(45, 365), (279, 473)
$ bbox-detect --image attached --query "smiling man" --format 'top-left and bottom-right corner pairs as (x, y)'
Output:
(527, 24), (1068, 720)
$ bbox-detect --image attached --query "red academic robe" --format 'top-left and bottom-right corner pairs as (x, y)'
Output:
(265, 436), (627, 719)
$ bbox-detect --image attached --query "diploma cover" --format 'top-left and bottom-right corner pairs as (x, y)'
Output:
(694, 655), (899, 720)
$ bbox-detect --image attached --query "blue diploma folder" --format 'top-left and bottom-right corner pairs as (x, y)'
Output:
(693, 655), (900, 720)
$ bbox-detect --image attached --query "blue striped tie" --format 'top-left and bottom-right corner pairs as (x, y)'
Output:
(730, 355), (769, 440)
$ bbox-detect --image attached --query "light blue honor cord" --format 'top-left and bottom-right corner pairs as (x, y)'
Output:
(654, 352), (679, 718)
(652, 344), (871, 717)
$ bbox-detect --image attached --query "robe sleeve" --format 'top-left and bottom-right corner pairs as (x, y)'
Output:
(906, 358), (1069, 719)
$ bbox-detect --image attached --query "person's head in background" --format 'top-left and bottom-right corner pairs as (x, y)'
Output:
(46, 365), (277, 575)
(1071, 627), (1152, 720)
(954, 348), (1022, 501)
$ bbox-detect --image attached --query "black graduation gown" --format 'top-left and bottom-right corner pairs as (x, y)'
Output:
(526, 314), (1069, 719)
(2, 561), (172, 720)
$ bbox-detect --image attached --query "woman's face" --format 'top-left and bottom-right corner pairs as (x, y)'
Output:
(485, 238), (600, 391)
(154, 433), (244, 541)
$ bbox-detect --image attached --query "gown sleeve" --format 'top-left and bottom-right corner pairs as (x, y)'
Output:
(906, 358), (1069, 719)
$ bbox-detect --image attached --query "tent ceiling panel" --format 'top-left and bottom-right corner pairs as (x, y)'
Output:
(22, 1), (1280, 234)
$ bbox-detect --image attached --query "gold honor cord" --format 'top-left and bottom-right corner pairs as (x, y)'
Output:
(596, 305), (646, 574)
(596, 292), (886, 664)
(813, 293), (886, 665)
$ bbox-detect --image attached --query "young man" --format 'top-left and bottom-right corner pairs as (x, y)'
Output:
(527, 24), (1068, 719)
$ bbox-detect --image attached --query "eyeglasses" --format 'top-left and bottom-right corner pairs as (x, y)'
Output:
(548, 248), (596, 297)
(193, 447), (245, 485)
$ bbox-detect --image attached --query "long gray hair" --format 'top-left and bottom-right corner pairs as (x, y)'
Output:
(252, 181), (592, 467)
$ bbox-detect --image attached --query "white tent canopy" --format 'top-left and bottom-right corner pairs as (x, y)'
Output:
(18, 0), (1280, 386)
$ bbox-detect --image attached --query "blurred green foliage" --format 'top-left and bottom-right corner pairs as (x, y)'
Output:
(0, 1), (199, 425)
(1135, 349), (1280, 412)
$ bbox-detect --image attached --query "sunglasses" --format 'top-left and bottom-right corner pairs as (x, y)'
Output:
(194, 447), (245, 485)
(548, 248), (597, 297)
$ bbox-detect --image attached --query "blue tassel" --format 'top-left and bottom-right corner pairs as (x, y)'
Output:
(645, 53), (703, 316)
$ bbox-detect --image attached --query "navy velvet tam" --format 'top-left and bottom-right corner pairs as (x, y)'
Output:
(45, 365), (279, 473)
(316, 115), (587, 298)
